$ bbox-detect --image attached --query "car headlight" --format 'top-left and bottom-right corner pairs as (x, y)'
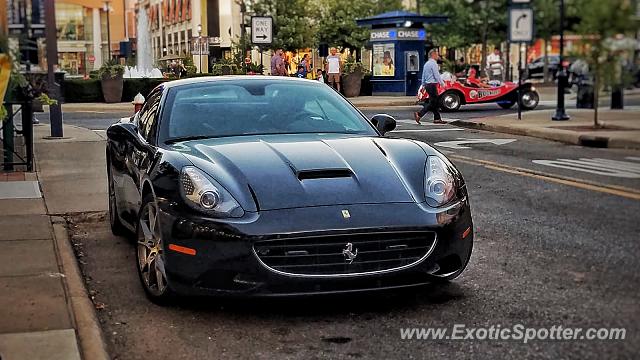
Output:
(425, 156), (457, 207)
(180, 166), (243, 217)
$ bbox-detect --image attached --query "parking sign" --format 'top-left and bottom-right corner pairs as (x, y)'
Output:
(509, 7), (534, 43)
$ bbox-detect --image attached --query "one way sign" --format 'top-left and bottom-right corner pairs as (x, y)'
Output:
(508, 7), (534, 43)
(251, 16), (273, 45)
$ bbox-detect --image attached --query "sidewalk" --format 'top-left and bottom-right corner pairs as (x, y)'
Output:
(451, 108), (640, 149)
(0, 124), (109, 360)
(54, 96), (421, 113)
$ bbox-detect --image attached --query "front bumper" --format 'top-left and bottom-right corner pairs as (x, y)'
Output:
(157, 199), (474, 297)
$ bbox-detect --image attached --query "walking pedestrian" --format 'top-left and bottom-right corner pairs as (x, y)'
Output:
(414, 49), (446, 125)
(325, 48), (342, 91)
(270, 48), (286, 76)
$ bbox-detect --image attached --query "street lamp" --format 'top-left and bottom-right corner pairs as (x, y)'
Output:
(552, 0), (570, 120)
(197, 24), (202, 73)
(103, 1), (112, 61)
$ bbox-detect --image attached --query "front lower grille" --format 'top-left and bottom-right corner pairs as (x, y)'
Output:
(253, 231), (437, 277)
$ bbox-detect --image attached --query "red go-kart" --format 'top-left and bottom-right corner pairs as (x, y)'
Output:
(418, 75), (540, 112)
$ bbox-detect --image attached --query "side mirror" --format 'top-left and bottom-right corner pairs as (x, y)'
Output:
(370, 114), (397, 136)
(120, 122), (138, 134)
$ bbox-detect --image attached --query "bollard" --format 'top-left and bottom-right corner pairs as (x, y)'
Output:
(132, 92), (145, 114)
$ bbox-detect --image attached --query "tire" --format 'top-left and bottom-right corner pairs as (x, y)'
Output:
(519, 90), (540, 110)
(439, 92), (461, 112)
(136, 194), (176, 305)
(498, 101), (516, 109)
(107, 161), (130, 237)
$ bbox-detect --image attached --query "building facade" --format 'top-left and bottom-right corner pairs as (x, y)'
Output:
(141, 0), (242, 73)
(6, 0), (127, 76)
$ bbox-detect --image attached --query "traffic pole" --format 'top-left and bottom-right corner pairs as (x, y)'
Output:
(517, 43), (522, 121)
(44, 0), (63, 137)
(552, 0), (570, 121)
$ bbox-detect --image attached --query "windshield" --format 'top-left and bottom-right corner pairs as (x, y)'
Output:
(160, 79), (377, 142)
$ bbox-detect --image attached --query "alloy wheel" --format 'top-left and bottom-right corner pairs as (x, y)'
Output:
(108, 170), (117, 227)
(442, 93), (460, 111)
(520, 91), (539, 109)
(137, 201), (167, 296)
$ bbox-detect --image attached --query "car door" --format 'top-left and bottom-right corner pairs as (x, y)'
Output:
(121, 88), (163, 223)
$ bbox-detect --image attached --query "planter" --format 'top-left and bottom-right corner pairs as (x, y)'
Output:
(32, 98), (44, 112)
(343, 70), (363, 98)
(101, 76), (123, 103)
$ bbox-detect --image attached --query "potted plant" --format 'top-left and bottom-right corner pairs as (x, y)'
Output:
(98, 60), (125, 103)
(342, 57), (367, 97)
(247, 62), (264, 75)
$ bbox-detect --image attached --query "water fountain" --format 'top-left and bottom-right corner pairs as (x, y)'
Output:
(124, 8), (162, 78)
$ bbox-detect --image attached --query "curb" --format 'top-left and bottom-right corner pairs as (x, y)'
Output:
(50, 216), (110, 360)
(353, 101), (419, 108)
(450, 119), (640, 150)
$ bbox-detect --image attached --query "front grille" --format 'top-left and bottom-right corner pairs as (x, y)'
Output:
(253, 231), (437, 276)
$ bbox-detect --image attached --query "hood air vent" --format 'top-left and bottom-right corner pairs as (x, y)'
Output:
(297, 169), (353, 181)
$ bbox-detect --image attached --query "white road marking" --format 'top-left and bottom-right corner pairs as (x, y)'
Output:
(396, 119), (459, 125)
(393, 128), (465, 133)
(532, 157), (640, 178)
(434, 138), (517, 150)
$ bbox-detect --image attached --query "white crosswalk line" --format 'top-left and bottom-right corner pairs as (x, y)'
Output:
(532, 158), (640, 178)
(554, 159), (640, 173)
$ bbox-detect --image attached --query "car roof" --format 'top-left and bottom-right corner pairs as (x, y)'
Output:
(161, 75), (319, 90)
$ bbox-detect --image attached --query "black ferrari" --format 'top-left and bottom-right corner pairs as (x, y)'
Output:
(106, 76), (474, 303)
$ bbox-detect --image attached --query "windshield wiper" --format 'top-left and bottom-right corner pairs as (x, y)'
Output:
(164, 135), (220, 144)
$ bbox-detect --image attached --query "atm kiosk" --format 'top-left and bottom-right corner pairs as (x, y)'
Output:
(356, 11), (447, 96)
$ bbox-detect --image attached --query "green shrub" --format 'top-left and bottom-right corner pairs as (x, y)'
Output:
(122, 78), (168, 102)
(184, 73), (215, 78)
(98, 60), (125, 79)
(62, 79), (102, 103)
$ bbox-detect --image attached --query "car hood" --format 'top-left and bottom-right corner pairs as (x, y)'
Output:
(172, 134), (430, 211)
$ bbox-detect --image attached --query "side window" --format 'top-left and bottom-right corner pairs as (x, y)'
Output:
(138, 90), (161, 142)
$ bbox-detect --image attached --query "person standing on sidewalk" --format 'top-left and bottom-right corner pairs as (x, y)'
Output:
(300, 53), (311, 78)
(486, 48), (504, 82)
(325, 48), (342, 92)
(270, 49), (286, 76)
(415, 49), (446, 124)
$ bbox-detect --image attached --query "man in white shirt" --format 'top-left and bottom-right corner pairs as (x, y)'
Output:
(325, 48), (343, 92)
(486, 47), (503, 81)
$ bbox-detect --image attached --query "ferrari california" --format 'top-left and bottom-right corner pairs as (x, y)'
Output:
(106, 76), (474, 303)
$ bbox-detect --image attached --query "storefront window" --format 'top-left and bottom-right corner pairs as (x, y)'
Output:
(56, 3), (85, 41)
(58, 52), (85, 76)
(372, 43), (395, 77)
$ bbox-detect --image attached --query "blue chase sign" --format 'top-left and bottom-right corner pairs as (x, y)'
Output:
(370, 29), (426, 42)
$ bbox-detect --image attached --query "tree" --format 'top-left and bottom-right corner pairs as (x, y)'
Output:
(314, 0), (402, 56)
(419, 0), (480, 49)
(421, 0), (507, 76)
(574, 0), (638, 127)
(534, 0), (560, 82)
(247, 0), (313, 51)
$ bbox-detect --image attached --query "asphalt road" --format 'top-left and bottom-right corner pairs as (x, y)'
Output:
(68, 114), (640, 359)
(33, 88), (640, 131)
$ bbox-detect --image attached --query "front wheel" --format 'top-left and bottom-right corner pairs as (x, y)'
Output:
(107, 162), (130, 237)
(440, 92), (462, 112)
(136, 194), (176, 305)
(519, 90), (540, 110)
